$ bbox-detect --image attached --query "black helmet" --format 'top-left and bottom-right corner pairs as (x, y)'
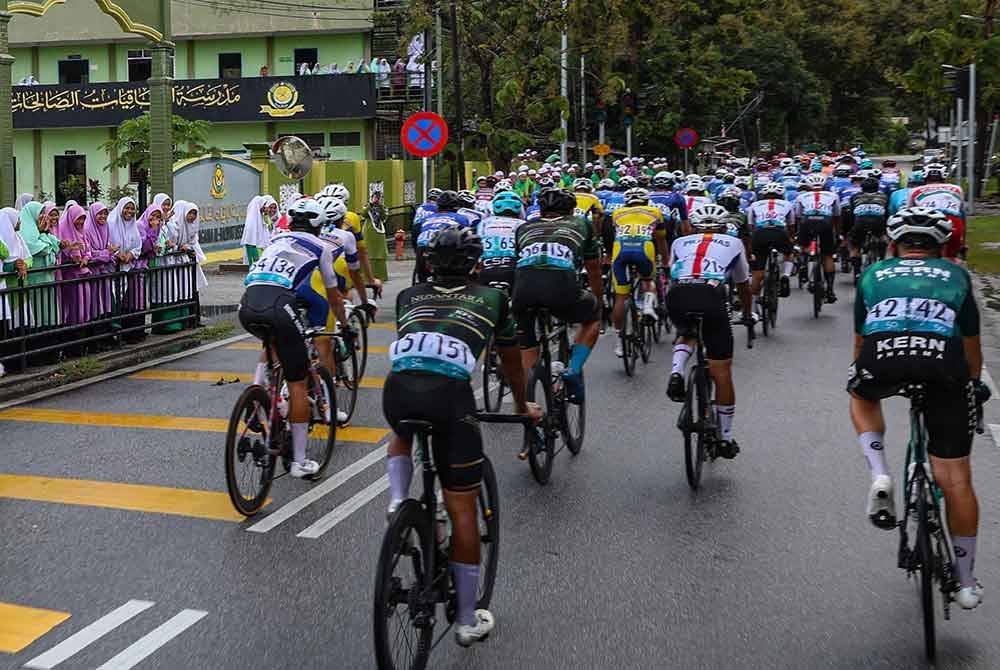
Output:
(861, 176), (879, 193)
(536, 187), (576, 215)
(436, 190), (463, 212)
(427, 225), (482, 277)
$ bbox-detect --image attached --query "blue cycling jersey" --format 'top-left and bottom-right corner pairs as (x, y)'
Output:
(649, 190), (688, 224)
(525, 204), (541, 221)
(739, 189), (756, 212)
(416, 210), (471, 247)
(604, 192), (626, 216)
(888, 188), (910, 216)
(595, 189), (615, 209)
(414, 202), (438, 228)
(838, 184), (862, 209)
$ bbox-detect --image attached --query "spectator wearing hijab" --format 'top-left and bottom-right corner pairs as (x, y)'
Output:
(158, 200), (206, 332)
(138, 204), (176, 334)
(378, 58), (391, 88)
(240, 195), (271, 264)
(152, 193), (172, 223)
(14, 193), (33, 211)
(0, 207), (31, 367)
(107, 196), (146, 342)
(392, 58), (406, 93)
(57, 203), (93, 328)
(83, 201), (115, 339)
(18, 201), (61, 331)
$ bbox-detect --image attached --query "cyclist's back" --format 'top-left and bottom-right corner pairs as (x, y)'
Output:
(478, 191), (525, 291)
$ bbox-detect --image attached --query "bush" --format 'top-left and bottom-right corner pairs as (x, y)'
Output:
(107, 185), (136, 203)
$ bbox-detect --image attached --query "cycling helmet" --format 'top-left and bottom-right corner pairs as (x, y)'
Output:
(722, 173), (736, 184)
(801, 174), (827, 190)
(652, 172), (674, 189)
(573, 177), (594, 192)
(426, 225), (483, 277)
(886, 207), (952, 245)
(867, 168), (883, 180)
(436, 190), (462, 212)
(536, 176), (556, 188)
(321, 183), (350, 204)
(686, 179), (705, 194)
(717, 186), (743, 210)
(861, 174), (880, 192)
(673, 170), (686, 181)
(288, 198), (326, 231)
(618, 175), (638, 189)
(734, 176), (751, 188)
(536, 187), (577, 215)
(851, 170), (867, 181)
(457, 189), (476, 207)
(686, 173), (701, 183)
(859, 159), (874, 170)
(715, 168), (727, 178)
(761, 182), (786, 198)
(833, 165), (851, 177)
(909, 169), (926, 186)
(924, 163), (946, 182)
(736, 166), (751, 176)
(316, 196), (348, 224)
(427, 187), (443, 201)
(782, 165), (800, 176)
(598, 178), (616, 190)
(810, 160), (823, 172)
(779, 158), (794, 168)
(882, 159), (897, 168)
(624, 187), (650, 205)
(492, 191), (523, 216)
(494, 179), (513, 193)
(690, 204), (730, 231)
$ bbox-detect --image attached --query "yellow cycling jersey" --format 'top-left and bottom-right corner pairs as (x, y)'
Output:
(344, 211), (367, 250)
(611, 205), (665, 243)
(574, 192), (604, 220)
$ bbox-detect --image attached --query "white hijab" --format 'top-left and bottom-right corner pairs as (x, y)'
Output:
(0, 207), (30, 262)
(170, 200), (208, 289)
(240, 195), (270, 253)
(14, 193), (33, 211)
(107, 196), (141, 270)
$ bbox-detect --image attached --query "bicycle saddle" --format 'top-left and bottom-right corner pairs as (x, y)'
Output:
(399, 419), (435, 434)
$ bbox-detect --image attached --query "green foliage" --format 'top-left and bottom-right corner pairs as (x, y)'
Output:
(58, 175), (87, 204)
(36, 190), (53, 203)
(107, 185), (136, 203)
(100, 114), (217, 172)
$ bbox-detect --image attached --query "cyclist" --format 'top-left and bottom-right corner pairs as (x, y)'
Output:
(649, 172), (688, 244)
(879, 159), (903, 195)
(457, 189), (484, 228)
(318, 184), (382, 295)
(415, 191), (473, 282)
(828, 164), (853, 196)
(413, 188), (442, 242)
(716, 186), (751, 249)
(383, 226), (540, 647)
(478, 190), (525, 291)
(238, 199), (356, 478)
(610, 187), (668, 356)
(907, 163), (966, 260)
(512, 187), (602, 403)
(733, 175), (755, 212)
(665, 204), (752, 458)
(846, 172), (889, 278)
(780, 165), (801, 203)
(684, 179), (712, 229)
(746, 181), (796, 312)
(573, 177), (605, 229)
(794, 173), (841, 304)
(889, 169), (923, 216)
(848, 206), (986, 609)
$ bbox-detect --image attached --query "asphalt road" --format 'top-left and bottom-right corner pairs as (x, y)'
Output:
(5, 263), (1000, 670)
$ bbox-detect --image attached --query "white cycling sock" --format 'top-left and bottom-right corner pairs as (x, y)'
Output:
(858, 431), (888, 477)
(671, 344), (692, 375)
(451, 562), (480, 627)
(953, 535), (978, 588)
(782, 261), (794, 276)
(253, 362), (268, 386)
(386, 455), (413, 506)
(291, 422), (309, 463)
(716, 404), (735, 440)
(642, 291), (656, 311)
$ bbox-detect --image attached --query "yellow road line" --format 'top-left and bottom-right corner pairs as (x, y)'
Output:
(367, 322), (395, 330)
(128, 370), (385, 388)
(202, 247), (243, 264)
(226, 341), (389, 353)
(0, 474), (251, 523)
(0, 602), (70, 654)
(0, 408), (388, 443)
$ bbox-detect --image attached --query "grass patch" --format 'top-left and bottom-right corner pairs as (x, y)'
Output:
(54, 356), (106, 382)
(966, 215), (1000, 274)
(193, 321), (236, 342)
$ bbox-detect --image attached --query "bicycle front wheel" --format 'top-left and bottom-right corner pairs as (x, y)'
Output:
(525, 364), (556, 484)
(306, 366), (337, 479)
(373, 500), (434, 670)
(348, 307), (369, 380)
(336, 339), (360, 426)
(477, 457), (500, 608)
(916, 482), (937, 662)
(481, 337), (507, 413)
(225, 385), (276, 516)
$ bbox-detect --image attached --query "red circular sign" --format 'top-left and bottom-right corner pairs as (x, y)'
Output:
(674, 127), (699, 149)
(401, 112), (449, 157)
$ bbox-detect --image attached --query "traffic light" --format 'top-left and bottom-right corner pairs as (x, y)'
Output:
(621, 89), (635, 126)
(595, 98), (607, 123)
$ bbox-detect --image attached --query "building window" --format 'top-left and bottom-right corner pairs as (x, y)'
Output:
(294, 48), (318, 75)
(279, 133), (324, 150)
(330, 132), (362, 147)
(58, 58), (89, 85)
(127, 49), (151, 82)
(219, 53), (242, 79)
(54, 154), (87, 206)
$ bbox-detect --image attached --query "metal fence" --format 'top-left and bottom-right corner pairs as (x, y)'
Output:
(0, 251), (200, 371)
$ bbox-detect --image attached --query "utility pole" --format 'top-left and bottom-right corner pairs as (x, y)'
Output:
(449, 0), (465, 189)
(968, 63), (976, 213)
(422, 25), (432, 200)
(579, 54), (586, 164)
(956, 97), (964, 189)
(559, 0), (568, 163)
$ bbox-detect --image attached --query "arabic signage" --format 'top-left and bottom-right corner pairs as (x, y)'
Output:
(173, 156), (262, 245)
(12, 74), (376, 129)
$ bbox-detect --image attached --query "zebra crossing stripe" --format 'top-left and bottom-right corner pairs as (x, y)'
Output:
(24, 600), (155, 669)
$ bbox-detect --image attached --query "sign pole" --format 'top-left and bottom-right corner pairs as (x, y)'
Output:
(684, 148), (689, 174)
(956, 97), (964, 190)
(422, 157), (428, 202)
(626, 124), (632, 158)
(968, 62), (976, 213)
(598, 121), (606, 167)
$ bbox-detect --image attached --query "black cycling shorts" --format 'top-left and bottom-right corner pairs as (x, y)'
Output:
(512, 268), (599, 348)
(666, 281), (733, 360)
(479, 266), (515, 294)
(382, 371), (483, 491)
(797, 217), (836, 255)
(848, 218), (887, 248)
(848, 332), (974, 459)
(239, 285), (309, 382)
(749, 227), (793, 272)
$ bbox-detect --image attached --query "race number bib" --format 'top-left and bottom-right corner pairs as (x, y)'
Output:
(864, 297), (956, 336)
(389, 331), (476, 379)
(482, 235), (516, 259)
(517, 241), (575, 270)
(245, 256), (296, 288)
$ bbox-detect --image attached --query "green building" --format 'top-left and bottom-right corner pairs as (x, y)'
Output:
(7, 0), (409, 204)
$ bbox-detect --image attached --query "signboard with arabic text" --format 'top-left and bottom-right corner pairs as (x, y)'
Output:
(173, 156), (262, 245)
(12, 74), (376, 129)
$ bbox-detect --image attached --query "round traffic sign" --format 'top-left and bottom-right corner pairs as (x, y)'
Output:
(593, 143), (611, 157)
(401, 112), (449, 157)
(674, 127), (699, 149)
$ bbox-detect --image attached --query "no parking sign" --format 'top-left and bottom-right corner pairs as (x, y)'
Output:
(401, 112), (449, 158)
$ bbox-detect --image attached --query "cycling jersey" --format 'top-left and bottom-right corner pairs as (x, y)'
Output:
(343, 210), (367, 250)
(574, 192), (604, 221)
(478, 214), (524, 272)
(746, 198), (794, 229)
(612, 205), (665, 245)
(849, 192), (888, 225)
(595, 189), (615, 210)
(879, 170), (902, 195)
(649, 191), (687, 239)
(244, 231), (340, 291)
(515, 214), (600, 272)
(828, 176), (852, 195)
(685, 195), (712, 214)
(738, 189), (756, 212)
(794, 191), (840, 221)
(458, 207), (484, 228)
(474, 189), (494, 218)
(838, 184), (862, 210)
(302, 227), (361, 327)
(416, 211), (470, 247)
(669, 233), (750, 284)
(781, 176), (801, 202)
(414, 201), (438, 228)
(908, 184), (964, 217)
(888, 188), (910, 216)
(604, 192), (626, 216)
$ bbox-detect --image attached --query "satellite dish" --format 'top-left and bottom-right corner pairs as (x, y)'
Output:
(271, 136), (313, 180)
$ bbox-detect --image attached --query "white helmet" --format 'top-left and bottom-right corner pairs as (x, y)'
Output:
(685, 178), (705, 193)
(494, 179), (514, 192)
(886, 207), (952, 244)
(672, 170), (686, 181)
(457, 189), (476, 206)
(779, 158), (794, 168)
(761, 182), (786, 197)
(598, 178), (615, 190)
(801, 174), (827, 190)
(316, 196), (347, 224)
(573, 177), (594, 192)
(624, 187), (649, 205)
(690, 204), (730, 230)
(782, 165), (800, 176)
(320, 183), (350, 204)
(288, 198), (327, 230)
(734, 175), (751, 188)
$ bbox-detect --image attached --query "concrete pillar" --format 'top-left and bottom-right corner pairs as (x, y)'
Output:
(0, 10), (15, 205)
(32, 128), (41, 194)
(148, 43), (174, 198)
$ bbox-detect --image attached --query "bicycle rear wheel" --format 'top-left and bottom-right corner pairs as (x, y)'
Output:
(477, 457), (500, 608)
(621, 305), (635, 377)
(761, 277), (771, 338)
(525, 363), (556, 484)
(811, 259), (823, 318)
(683, 367), (705, 490)
(348, 307), (369, 380)
(639, 314), (653, 364)
(916, 480), (937, 662)
(225, 385), (276, 516)
(481, 337), (507, 413)
(306, 366), (337, 479)
(768, 267), (779, 329)
(373, 499), (434, 670)
(335, 339), (360, 426)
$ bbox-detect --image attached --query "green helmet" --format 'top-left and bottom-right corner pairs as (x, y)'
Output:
(859, 159), (874, 170)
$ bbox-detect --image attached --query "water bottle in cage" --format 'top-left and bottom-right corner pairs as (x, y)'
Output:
(550, 360), (566, 394)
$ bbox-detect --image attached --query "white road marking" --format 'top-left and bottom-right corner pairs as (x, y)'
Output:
(982, 366), (998, 398)
(245, 444), (387, 533)
(297, 476), (390, 539)
(24, 600), (156, 669)
(95, 609), (207, 670)
(989, 424), (1000, 449)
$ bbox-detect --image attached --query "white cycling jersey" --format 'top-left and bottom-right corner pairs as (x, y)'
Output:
(670, 233), (750, 284)
(478, 215), (524, 269)
(685, 195), (713, 214)
(746, 198), (795, 229)
(244, 231), (340, 291)
(320, 225), (360, 271)
(794, 191), (841, 219)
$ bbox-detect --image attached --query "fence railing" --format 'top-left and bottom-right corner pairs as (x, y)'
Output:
(0, 251), (200, 371)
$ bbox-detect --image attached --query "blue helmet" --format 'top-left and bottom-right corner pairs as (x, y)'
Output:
(492, 190), (523, 216)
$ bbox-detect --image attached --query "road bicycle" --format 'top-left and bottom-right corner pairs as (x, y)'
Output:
(479, 280), (512, 413)
(619, 265), (655, 377)
(895, 383), (985, 662)
(857, 227), (887, 284)
(675, 312), (721, 490)
(652, 265), (672, 343)
(521, 308), (585, 484)
(343, 284), (380, 381)
(804, 237), (823, 318)
(372, 412), (533, 670)
(224, 324), (340, 516)
(759, 247), (780, 336)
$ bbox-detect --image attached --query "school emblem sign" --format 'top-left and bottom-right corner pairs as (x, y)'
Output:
(210, 163), (226, 199)
(260, 81), (305, 118)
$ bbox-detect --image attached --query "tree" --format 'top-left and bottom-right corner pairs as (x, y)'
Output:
(100, 113), (216, 172)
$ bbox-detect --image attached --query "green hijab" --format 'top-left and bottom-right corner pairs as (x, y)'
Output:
(18, 201), (50, 257)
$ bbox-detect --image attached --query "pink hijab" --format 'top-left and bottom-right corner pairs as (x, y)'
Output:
(83, 202), (109, 250)
(57, 203), (89, 265)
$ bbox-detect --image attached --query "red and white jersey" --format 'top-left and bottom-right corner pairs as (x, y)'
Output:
(686, 195), (713, 215)
(794, 190), (840, 219)
(669, 233), (750, 284)
(746, 198), (795, 229)
(908, 183), (964, 218)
